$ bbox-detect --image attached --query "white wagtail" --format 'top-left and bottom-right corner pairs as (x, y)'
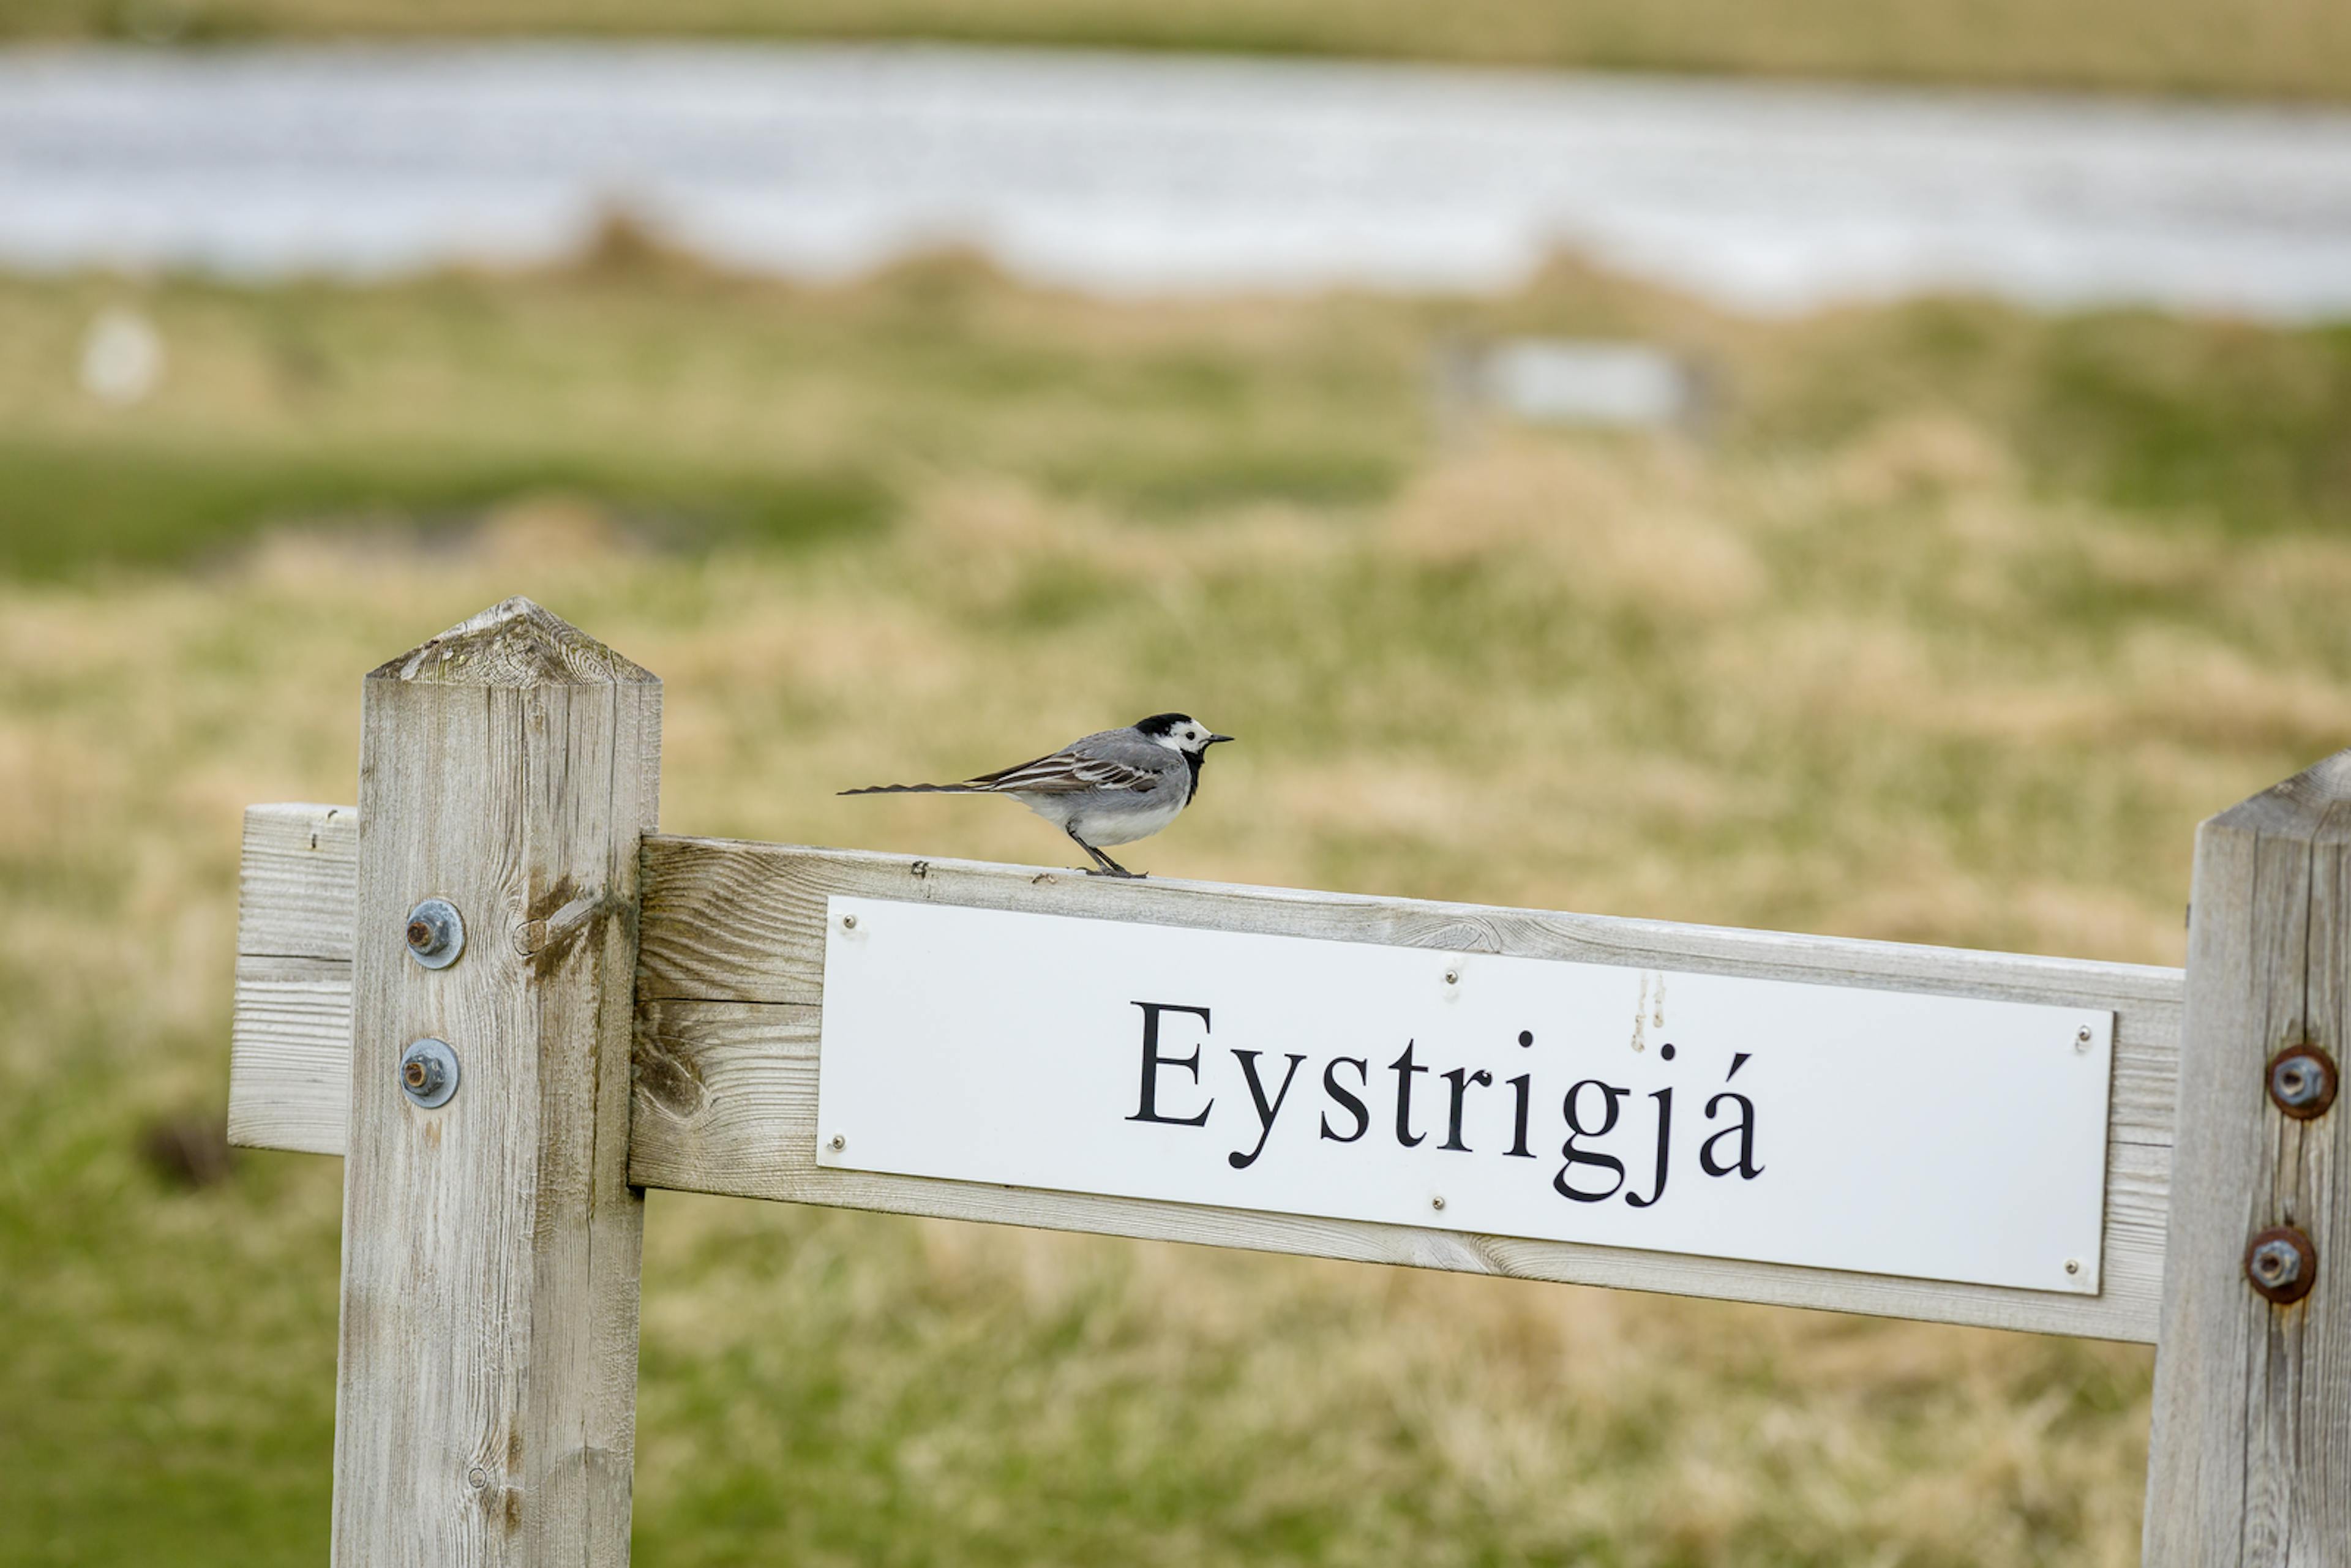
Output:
(842, 713), (1234, 877)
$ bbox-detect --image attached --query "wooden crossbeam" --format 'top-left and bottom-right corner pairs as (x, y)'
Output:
(230, 801), (2183, 1344)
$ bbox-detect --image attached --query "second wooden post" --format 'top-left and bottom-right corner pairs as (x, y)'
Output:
(2145, 748), (2350, 1564)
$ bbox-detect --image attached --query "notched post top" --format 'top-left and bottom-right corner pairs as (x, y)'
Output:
(2209, 744), (2351, 842)
(367, 596), (657, 689)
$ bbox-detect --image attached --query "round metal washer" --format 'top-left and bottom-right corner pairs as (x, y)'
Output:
(2267, 1044), (2338, 1120)
(2244, 1225), (2317, 1307)
(399, 1038), (461, 1109)
(405, 898), (465, 970)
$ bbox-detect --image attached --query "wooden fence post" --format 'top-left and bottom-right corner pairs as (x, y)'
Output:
(2145, 749), (2350, 1563)
(332, 599), (659, 1566)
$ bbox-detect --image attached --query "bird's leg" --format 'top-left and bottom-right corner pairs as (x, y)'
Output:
(1067, 828), (1142, 879)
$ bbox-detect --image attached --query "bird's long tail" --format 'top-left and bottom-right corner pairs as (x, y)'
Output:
(838, 781), (991, 796)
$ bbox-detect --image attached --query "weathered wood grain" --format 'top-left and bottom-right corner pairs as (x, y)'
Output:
(228, 953), (350, 1155)
(332, 599), (658, 1568)
(238, 801), (358, 961)
(228, 803), (358, 1153)
(227, 819), (2186, 1342)
(2145, 749), (2351, 1564)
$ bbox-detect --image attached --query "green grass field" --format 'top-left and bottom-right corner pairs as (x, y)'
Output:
(6, 255), (2351, 1563)
(7, 244), (2350, 578)
(13, 0), (2351, 100)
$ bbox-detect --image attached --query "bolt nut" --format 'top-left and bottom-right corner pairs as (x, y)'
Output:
(2244, 1226), (2317, 1305)
(2267, 1045), (2338, 1119)
(404, 898), (465, 970)
(398, 1038), (460, 1109)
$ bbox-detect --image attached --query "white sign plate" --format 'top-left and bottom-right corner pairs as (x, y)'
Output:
(814, 897), (2113, 1294)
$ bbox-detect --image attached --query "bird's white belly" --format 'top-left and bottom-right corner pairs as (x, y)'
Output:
(1015, 789), (1186, 846)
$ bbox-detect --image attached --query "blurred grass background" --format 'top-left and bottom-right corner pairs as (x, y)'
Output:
(6, 225), (2351, 1564)
(8, 0), (2351, 100)
(9, 239), (2350, 576)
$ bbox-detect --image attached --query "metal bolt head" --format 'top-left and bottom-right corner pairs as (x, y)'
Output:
(2075, 1025), (2094, 1051)
(2249, 1241), (2299, 1288)
(398, 1038), (460, 1109)
(2064, 1258), (2081, 1276)
(828, 1132), (846, 1152)
(2268, 1045), (2338, 1119)
(1430, 1195), (1446, 1212)
(2244, 1226), (2317, 1305)
(404, 898), (465, 969)
(842, 913), (858, 931)
(1443, 967), (1460, 986)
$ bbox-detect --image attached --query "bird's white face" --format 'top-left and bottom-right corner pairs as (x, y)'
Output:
(1147, 717), (1231, 756)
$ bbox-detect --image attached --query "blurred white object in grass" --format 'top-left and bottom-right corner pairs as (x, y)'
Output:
(79, 307), (164, 406)
(1490, 340), (1701, 427)
(1436, 338), (1711, 437)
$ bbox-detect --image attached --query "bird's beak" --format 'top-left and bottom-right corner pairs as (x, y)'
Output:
(1205, 733), (1235, 745)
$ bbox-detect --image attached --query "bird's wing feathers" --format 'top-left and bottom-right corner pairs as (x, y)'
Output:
(842, 726), (1174, 799)
(967, 746), (1160, 795)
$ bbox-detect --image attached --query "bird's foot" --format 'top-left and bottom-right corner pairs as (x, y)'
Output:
(1082, 865), (1147, 879)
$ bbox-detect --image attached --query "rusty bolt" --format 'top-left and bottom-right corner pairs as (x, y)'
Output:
(398, 1038), (459, 1109)
(2268, 1045), (2337, 1119)
(404, 898), (464, 969)
(2244, 1226), (2317, 1305)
